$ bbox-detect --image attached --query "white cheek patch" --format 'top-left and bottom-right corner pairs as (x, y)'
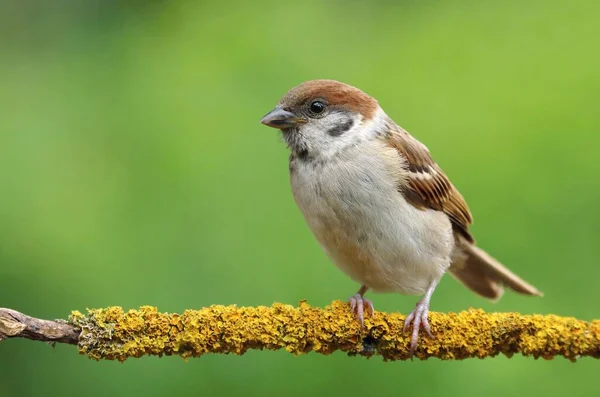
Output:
(296, 107), (389, 161)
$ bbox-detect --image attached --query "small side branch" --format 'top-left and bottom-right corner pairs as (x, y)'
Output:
(1, 302), (599, 362)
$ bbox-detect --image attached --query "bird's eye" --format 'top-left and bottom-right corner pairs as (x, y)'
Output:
(309, 100), (326, 115)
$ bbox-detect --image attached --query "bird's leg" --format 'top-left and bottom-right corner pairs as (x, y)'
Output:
(403, 279), (439, 355)
(348, 285), (374, 328)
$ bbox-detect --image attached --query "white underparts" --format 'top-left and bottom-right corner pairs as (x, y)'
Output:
(290, 133), (454, 295)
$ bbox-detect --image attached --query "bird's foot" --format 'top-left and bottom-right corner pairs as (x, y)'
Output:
(403, 297), (434, 356)
(349, 293), (374, 328)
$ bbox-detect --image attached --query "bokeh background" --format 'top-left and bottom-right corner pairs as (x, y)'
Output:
(1, 0), (599, 396)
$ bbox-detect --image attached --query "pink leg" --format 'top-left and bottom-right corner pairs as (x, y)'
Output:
(348, 285), (374, 327)
(403, 280), (439, 355)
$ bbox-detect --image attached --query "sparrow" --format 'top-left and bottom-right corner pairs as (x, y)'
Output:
(260, 79), (542, 353)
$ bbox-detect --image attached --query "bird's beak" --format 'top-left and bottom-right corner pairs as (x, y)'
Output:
(260, 107), (307, 129)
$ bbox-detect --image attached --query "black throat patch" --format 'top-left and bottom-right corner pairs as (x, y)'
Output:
(327, 119), (354, 137)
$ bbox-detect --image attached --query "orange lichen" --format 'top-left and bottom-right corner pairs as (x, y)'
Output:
(67, 301), (600, 362)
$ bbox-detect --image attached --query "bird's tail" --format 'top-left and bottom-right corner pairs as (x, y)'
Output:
(449, 235), (543, 301)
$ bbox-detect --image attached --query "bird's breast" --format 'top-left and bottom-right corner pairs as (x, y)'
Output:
(289, 140), (453, 295)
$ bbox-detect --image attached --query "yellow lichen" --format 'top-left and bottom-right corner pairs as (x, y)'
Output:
(67, 301), (600, 362)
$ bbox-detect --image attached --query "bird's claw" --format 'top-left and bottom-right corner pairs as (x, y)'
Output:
(403, 298), (434, 356)
(349, 293), (374, 328)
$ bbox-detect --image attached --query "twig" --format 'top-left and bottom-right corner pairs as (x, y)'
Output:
(0, 308), (79, 344)
(1, 301), (599, 361)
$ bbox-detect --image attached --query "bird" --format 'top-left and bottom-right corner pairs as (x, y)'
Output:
(259, 79), (542, 353)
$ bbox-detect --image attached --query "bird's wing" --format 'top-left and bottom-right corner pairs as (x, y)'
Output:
(383, 126), (474, 242)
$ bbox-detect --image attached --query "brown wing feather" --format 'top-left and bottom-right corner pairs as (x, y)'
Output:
(381, 122), (541, 299)
(384, 126), (474, 242)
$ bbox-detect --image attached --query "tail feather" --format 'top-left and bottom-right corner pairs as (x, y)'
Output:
(449, 235), (542, 301)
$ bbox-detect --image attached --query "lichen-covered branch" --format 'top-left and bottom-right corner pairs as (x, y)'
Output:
(1, 301), (599, 361)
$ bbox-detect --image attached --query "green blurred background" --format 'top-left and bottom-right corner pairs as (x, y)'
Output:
(1, 0), (599, 396)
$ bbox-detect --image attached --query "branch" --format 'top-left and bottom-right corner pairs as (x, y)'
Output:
(1, 301), (599, 361)
(0, 308), (79, 344)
